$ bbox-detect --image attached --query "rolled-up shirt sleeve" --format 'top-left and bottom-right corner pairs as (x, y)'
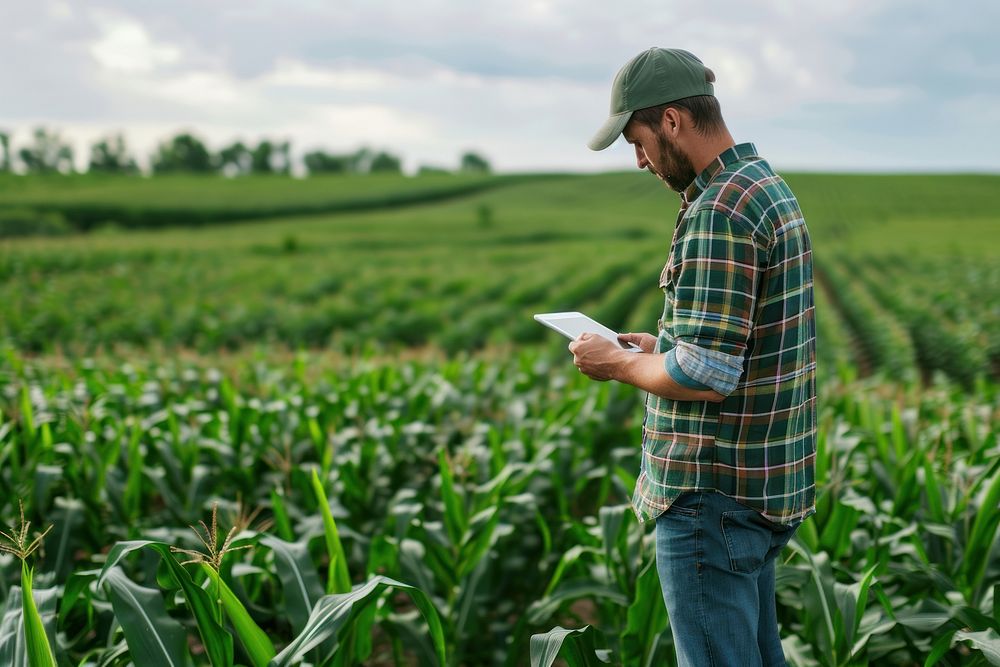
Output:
(665, 208), (763, 396)
(665, 341), (746, 395)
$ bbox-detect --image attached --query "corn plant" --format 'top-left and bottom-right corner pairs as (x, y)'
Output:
(0, 502), (56, 667)
(1, 345), (998, 665)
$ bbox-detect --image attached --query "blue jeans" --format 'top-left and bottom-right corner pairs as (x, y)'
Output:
(655, 491), (799, 666)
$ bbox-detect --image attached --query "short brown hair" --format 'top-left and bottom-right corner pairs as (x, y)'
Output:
(631, 96), (725, 136)
(629, 68), (724, 136)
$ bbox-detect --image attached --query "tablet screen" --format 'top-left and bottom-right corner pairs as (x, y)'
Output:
(533, 311), (641, 350)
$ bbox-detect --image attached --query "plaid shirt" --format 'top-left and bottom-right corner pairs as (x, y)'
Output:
(633, 143), (817, 526)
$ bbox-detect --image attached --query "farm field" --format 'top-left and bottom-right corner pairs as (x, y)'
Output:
(1, 171), (999, 666)
(0, 172), (528, 231)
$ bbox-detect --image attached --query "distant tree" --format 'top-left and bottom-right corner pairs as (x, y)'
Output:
(251, 140), (274, 174)
(88, 133), (139, 174)
(19, 127), (74, 174)
(304, 150), (350, 174)
(216, 141), (252, 176)
(0, 130), (10, 172)
(460, 151), (491, 173)
(302, 146), (400, 175)
(369, 151), (402, 174)
(248, 139), (293, 175)
(152, 132), (212, 174)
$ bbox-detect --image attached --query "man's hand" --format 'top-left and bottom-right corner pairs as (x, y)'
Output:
(570, 332), (726, 402)
(568, 333), (628, 381)
(617, 332), (657, 354)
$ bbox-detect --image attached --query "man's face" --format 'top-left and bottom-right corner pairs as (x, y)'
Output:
(623, 120), (696, 193)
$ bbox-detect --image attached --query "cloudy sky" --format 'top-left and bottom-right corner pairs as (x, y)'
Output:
(3, 0), (997, 173)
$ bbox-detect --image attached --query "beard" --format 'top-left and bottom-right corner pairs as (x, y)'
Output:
(649, 131), (697, 193)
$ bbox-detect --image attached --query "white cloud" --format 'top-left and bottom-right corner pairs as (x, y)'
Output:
(89, 11), (182, 74)
(0, 0), (997, 172)
(142, 71), (249, 109)
(261, 59), (395, 91)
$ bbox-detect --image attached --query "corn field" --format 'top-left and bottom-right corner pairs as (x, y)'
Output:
(1, 171), (999, 665)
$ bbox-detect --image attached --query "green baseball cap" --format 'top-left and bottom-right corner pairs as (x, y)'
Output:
(588, 47), (714, 151)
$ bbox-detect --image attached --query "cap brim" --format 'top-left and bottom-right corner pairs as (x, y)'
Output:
(587, 110), (632, 151)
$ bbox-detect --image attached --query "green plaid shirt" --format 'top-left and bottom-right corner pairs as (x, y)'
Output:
(634, 143), (817, 526)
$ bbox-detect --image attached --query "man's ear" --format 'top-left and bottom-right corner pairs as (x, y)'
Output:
(660, 107), (682, 137)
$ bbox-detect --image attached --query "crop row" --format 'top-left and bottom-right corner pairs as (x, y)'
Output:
(815, 252), (999, 387)
(2, 171), (998, 388)
(0, 173), (537, 232)
(815, 255), (920, 380)
(875, 255), (1000, 377)
(1, 348), (998, 665)
(839, 255), (990, 387)
(0, 238), (662, 356)
(4, 246), (994, 388)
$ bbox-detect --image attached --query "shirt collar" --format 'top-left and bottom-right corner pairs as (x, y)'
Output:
(681, 142), (759, 206)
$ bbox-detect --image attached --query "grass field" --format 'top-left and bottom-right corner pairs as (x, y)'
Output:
(1, 171), (999, 666)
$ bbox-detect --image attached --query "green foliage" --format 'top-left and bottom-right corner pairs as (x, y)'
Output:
(477, 203), (494, 228)
(268, 576), (447, 666)
(19, 564), (56, 667)
(530, 625), (611, 666)
(0, 170), (998, 665)
(0, 171), (522, 231)
(0, 131), (11, 172)
(304, 150), (352, 174)
(98, 541), (235, 666)
(101, 567), (191, 667)
(17, 128), (73, 174)
(369, 150), (402, 174)
(152, 132), (213, 174)
(88, 134), (139, 175)
(217, 141), (252, 175)
(311, 469), (351, 595)
(0, 208), (69, 238)
(250, 139), (292, 175)
(418, 164), (452, 176)
(460, 151), (491, 174)
(201, 565), (275, 667)
(0, 171), (994, 381)
(0, 347), (997, 665)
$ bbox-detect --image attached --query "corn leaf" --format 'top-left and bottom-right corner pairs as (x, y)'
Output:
(310, 469), (351, 594)
(268, 575), (446, 667)
(964, 469), (1000, 599)
(619, 557), (667, 666)
(20, 562), (56, 667)
(101, 566), (190, 667)
(954, 629), (1000, 665)
(98, 541), (234, 667)
(201, 564), (275, 667)
(259, 535), (324, 633)
(438, 449), (468, 545)
(529, 625), (612, 667)
(0, 584), (27, 666)
(0, 573), (58, 667)
(42, 497), (84, 582)
(269, 489), (294, 542)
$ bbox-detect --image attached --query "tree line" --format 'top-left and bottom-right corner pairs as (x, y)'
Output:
(0, 127), (491, 176)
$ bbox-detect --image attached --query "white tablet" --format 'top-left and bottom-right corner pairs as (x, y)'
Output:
(533, 311), (642, 351)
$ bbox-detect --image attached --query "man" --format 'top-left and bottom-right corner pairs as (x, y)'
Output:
(569, 47), (817, 666)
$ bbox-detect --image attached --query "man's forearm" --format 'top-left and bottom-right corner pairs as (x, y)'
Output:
(615, 351), (726, 402)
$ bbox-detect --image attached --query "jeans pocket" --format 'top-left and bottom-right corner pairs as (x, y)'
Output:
(721, 509), (773, 573)
(667, 492), (700, 517)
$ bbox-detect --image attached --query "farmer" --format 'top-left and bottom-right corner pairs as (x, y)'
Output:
(570, 47), (817, 666)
